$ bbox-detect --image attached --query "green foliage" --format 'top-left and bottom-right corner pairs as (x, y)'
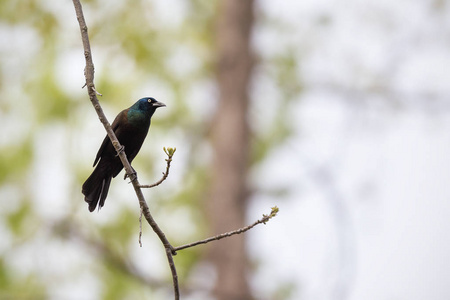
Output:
(27, 69), (73, 122)
(6, 200), (32, 236)
(0, 139), (32, 183)
(0, 0), (295, 298)
(173, 247), (201, 281)
(0, 259), (10, 290)
(101, 268), (134, 300)
(267, 206), (279, 221)
(271, 48), (303, 100)
(163, 147), (176, 157)
(251, 48), (300, 166)
(168, 165), (210, 217)
(0, 259), (46, 299)
(100, 208), (138, 249)
(272, 280), (297, 300)
(0, 0), (55, 30)
(252, 113), (292, 165)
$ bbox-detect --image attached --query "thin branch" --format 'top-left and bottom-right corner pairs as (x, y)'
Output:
(139, 208), (143, 247)
(138, 147), (175, 247)
(72, 1), (179, 299)
(173, 207), (279, 252)
(139, 147), (176, 188)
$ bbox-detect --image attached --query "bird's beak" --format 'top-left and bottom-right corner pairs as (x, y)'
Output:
(152, 101), (166, 108)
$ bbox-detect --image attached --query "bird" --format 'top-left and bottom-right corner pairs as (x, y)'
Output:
(82, 97), (166, 212)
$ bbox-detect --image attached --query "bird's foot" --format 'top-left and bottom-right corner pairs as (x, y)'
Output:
(124, 167), (137, 182)
(116, 145), (125, 157)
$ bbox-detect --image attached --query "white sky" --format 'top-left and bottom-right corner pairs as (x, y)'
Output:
(250, 1), (450, 299)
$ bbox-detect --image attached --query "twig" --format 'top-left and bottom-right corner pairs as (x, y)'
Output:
(139, 208), (143, 247)
(173, 207), (279, 252)
(138, 147), (175, 246)
(72, 1), (179, 299)
(139, 147), (176, 188)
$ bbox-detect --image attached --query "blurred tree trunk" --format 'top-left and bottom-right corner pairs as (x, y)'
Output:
(208, 0), (254, 299)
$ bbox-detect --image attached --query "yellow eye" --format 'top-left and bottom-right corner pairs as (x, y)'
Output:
(148, 99), (151, 103)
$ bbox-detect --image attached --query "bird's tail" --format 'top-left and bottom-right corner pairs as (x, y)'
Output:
(82, 161), (112, 212)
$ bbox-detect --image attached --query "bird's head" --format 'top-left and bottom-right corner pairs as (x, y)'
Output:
(134, 97), (166, 112)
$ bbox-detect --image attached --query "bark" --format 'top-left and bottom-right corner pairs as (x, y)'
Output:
(208, 0), (254, 299)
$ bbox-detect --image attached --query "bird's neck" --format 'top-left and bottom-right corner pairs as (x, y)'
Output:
(127, 108), (153, 127)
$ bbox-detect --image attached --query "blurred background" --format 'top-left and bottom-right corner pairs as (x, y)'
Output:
(1, 0), (450, 299)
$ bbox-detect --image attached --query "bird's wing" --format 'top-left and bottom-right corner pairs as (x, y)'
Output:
(93, 109), (127, 166)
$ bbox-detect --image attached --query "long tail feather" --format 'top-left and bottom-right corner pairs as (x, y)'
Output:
(82, 161), (113, 212)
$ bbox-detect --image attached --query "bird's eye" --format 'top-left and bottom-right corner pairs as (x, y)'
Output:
(148, 99), (151, 103)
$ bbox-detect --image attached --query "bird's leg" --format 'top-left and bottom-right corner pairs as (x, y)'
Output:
(124, 166), (137, 181)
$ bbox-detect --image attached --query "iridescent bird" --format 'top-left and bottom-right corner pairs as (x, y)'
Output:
(82, 97), (165, 212)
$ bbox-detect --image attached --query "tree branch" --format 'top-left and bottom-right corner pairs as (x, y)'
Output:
(173, 207), (279, 252)
(73, 2), (278, 299)
(138, 147), (176, 247)
(139, 147), (176, 188)
(72, 1), (179, 299)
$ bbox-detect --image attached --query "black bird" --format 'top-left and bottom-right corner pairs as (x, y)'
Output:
(82, 97), (165, 212)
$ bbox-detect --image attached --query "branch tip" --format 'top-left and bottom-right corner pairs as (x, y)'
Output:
(163, 147), (176, 157)
(261, 206), (279, 224)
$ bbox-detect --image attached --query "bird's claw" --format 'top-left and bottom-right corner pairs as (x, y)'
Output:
(124, 167), (137, 182)
(116, 145), (125, 157)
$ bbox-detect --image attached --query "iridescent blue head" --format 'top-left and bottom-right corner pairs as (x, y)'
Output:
(132, 97), (166, 112)
(128, 97), (166, 124)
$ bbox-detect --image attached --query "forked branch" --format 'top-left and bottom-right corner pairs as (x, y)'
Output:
(139, 147), (176, 188)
